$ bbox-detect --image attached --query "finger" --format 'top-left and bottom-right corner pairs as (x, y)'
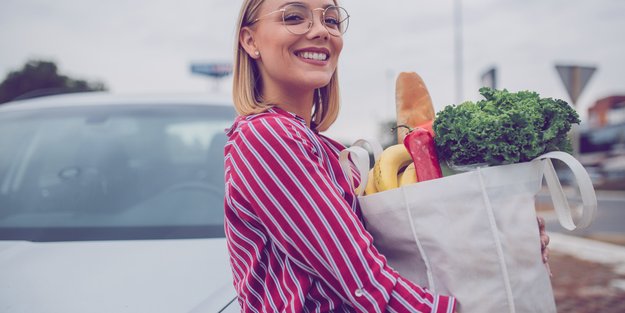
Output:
(542, 247), (550, 263)
(537, 216), (545, 230)
(541, 233), (550, 248)
(545, 261), (553, 277)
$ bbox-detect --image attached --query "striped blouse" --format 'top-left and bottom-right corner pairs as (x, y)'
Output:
(224, 107), (456, 312)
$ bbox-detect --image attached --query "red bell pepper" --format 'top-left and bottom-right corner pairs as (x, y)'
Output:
(416, 120), (435, 138)
(396, 125), (442, 182)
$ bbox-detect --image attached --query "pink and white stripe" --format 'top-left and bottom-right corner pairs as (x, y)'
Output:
(224, 107), (456, 313)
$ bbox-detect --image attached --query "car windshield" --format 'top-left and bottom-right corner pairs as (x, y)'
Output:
(0, 104), (234, 241)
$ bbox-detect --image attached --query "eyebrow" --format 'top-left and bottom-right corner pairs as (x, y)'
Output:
(278, 1), (335, 9)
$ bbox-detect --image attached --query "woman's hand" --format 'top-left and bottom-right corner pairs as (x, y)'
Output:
(537, 216), (552, 276)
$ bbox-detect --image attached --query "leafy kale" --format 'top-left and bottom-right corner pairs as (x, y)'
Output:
(433, 87), (580, 166)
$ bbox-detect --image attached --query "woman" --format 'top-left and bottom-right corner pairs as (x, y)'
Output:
(224, 1), (548, 312)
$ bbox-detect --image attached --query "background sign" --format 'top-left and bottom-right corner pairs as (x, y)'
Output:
(190, 63), (232, 78)
(555, 64), (597, 105)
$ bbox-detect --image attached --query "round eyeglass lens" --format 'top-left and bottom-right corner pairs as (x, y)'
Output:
(281, 4), (349, 36)
(323, 6), (349, 35)
(282, 4), (313, 35)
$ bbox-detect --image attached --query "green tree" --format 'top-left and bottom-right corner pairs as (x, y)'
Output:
(0, 60), (107, 104)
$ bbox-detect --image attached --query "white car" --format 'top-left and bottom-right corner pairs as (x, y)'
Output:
(0, 92), (240, 312)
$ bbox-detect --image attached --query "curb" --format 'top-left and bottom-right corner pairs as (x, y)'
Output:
(549, 232), (625, 275)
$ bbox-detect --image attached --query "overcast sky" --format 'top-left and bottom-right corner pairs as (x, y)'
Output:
(1, 0), (624, 142)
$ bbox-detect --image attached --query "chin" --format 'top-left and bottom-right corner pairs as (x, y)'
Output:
(299, 74), (334, 89)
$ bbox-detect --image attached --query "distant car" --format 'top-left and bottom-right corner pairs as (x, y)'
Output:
(0, 92), (240, 312)
(579, 123), (625, 187)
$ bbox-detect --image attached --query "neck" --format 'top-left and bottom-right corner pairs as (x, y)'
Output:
(263, 82), (315, 127)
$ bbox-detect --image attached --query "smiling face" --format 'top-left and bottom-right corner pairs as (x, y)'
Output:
(240, 0), (344, 99)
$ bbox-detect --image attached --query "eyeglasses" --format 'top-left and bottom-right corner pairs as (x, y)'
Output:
(250, 3), (350, 37)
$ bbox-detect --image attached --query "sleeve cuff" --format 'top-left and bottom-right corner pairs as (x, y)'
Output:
(433, 294), (457, 313)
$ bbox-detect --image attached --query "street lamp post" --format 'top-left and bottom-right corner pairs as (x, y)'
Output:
(454, 0), (463, 104)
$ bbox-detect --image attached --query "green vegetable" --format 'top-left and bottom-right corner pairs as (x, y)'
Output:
(433, 87), (580, 166)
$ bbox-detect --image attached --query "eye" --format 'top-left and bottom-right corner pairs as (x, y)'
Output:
(324, 8), (343, 28)
(324, 16), (340, 27)
(284, 13), (304, 21)
(283, 10), (308, 24)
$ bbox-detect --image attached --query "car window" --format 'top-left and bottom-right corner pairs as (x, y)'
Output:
(0, 104), (234, 241)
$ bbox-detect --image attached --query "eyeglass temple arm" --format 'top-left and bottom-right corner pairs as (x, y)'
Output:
(251, 8), (286, 24)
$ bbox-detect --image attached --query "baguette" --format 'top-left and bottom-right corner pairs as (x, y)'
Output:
(395, 72), (435, 143)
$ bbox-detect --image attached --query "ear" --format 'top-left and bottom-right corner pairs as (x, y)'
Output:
(239, 27), (260, 59)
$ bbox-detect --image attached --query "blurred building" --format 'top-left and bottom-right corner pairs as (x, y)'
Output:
(587, 95), (625, 128)
(579, 95), (625, 189)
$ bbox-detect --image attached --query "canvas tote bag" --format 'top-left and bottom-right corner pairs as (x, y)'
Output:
(339, 140), (597, 313)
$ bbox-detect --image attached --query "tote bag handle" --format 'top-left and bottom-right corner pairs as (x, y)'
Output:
(351, 138), (383, 162)
(537, 151), (597, 231)
(339, 139), (381, 197)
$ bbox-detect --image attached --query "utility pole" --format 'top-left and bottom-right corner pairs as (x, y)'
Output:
(454, 0), (463, 104)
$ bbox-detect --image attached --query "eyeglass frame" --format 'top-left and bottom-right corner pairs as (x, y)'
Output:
(248, 4), (350, 36)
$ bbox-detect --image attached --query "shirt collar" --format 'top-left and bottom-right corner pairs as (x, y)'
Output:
(267, 107), (318, 132)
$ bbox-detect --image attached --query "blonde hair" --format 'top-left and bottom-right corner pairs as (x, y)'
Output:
(232, 0), (341, 132)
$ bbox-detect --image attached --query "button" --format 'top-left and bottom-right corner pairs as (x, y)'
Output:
(354, 289), (364, 297)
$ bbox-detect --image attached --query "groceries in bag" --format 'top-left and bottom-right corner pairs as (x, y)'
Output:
(342, 73), (593, 313)
(371, 144), (412, 192)
(395, 72), (435, 143)
(433, 87), (581, 167)
(396, 125), (442, 182)
(363, 72), (440, 195)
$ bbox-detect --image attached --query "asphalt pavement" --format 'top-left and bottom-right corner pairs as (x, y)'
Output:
(537, 188), (625, 245)
(536, 187), (625, 312)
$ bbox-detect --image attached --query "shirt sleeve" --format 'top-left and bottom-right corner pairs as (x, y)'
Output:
(229, 116), (456, 313)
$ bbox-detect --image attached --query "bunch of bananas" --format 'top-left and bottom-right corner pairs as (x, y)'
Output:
(364, 144), (418, 195)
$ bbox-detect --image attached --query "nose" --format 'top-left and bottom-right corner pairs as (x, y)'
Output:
(307, 8), (329, 39)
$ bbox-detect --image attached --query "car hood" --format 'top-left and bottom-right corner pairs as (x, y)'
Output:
(0, 238), (235, 313)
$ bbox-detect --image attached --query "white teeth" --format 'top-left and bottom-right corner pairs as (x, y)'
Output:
(298, 51), (328, 61)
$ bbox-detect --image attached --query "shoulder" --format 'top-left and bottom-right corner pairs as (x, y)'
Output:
(235, 111), (305, 138)
(317, 134), (347, 151)
(226, 110), (320, 155)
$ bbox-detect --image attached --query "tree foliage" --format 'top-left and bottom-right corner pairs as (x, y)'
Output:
(0, 60), (108, 104)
